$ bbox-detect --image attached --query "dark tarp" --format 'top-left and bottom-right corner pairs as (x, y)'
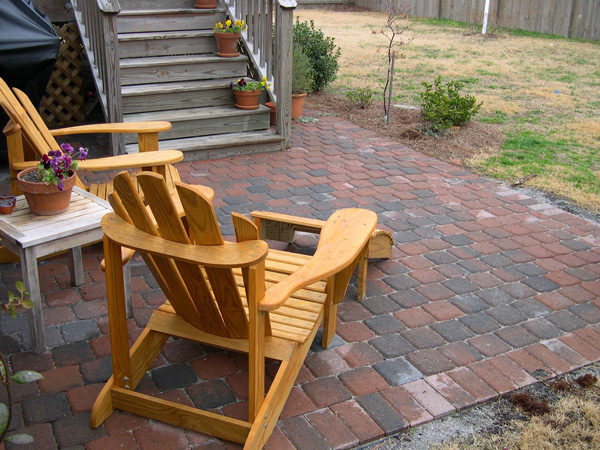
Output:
(0, 0), (60, 160)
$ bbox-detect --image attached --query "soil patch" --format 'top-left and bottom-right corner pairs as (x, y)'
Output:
(304, 91), (505, 168)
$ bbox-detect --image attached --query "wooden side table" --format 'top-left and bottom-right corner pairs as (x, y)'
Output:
(0, 187), (113, 353)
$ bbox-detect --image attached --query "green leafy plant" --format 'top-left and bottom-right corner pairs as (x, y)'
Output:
(346, 88), (375, 109)
(0, 282), (43, 444)
(35, 144), (87, 191)
(292, 45), (313, 95)
(420, 75), (482, 134)
(293, 19), (341, 92)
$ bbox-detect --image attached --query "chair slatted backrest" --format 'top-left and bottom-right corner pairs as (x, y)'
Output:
(110, 171), (251, 339)
(0, 77), (87, 190)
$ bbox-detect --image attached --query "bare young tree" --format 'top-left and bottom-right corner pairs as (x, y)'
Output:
(373, 0), (414, 122)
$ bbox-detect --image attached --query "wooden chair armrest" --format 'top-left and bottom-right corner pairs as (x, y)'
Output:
(11, 161), (39, 171)
(50, 121), (172, 136)
(259, 209), (377, 311)
(102, 214), (269, 268)
(78, 150), (183, 171)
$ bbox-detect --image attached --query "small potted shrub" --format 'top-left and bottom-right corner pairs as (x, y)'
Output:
(213, 19), (246, 58)
(231, 77), (270, 110)
(291, 44), (313, 119)
(266, 45), (314, 123)
(17, 143), (87, 216)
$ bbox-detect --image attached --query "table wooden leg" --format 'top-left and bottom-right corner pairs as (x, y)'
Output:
(21, 248), (45, 353)
(124, 261), (133, 319)
(68, 246), (85, 286)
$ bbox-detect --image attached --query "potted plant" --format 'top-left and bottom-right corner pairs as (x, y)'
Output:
(194, 0), (217, 8)
(16, 143), (87, 216)
(0, 196), (16, 215)
(266, 45), (314, 123)
(213, 19), (246, 58)
(231, 77), (270, 110)
(291, 44), (313, 119)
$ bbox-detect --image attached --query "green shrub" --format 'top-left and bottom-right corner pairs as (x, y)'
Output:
(293, 19), (341, 91)
(346, 88), (374, 109)
(420, 75), (482, 134)
(292, 45), (313, 95)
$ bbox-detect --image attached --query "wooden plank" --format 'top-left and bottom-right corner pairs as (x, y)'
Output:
(148, 311), (294, 361)
(177, 183), (249, 338)
(118, 31), (217, 58)
(112, 388), (251, 443)
(117, 11), (226, 33)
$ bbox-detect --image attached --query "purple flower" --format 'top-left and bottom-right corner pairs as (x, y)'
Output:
(60, 143), (74, 154)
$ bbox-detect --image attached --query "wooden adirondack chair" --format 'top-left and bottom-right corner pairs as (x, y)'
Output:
(0, 76), (185, 264)
(92, 171), (377, 450)
(0, 77), (183, 198)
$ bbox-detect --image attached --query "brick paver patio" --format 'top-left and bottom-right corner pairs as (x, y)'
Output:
(1, 112), (600, 449)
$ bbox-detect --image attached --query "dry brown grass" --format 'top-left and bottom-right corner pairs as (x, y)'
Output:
(439, 394), (600, 450)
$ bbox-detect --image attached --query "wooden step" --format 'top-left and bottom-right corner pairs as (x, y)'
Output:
(118, 0), (197, 10)
(119, 54), (247, 85)
(118, 30), (217, 58)
(123, 105), (271, 142)
(117, 9), (226, 33)
(125, 130), (285, 160)
(122, 79), (237, 113)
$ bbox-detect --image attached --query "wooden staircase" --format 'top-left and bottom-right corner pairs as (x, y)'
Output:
(114, 0), (284, 159)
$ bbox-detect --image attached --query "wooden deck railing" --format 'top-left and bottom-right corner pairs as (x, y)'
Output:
(222, 0), (296, 147)
(71, 0), (124, 155)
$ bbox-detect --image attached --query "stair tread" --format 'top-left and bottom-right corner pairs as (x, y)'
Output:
(125, 130), (283, 153)
(124, 105), (269, 122)
(119, 8), (225, 16)
(119, 30), (214, 40)
(122, 79), (237, 96)
(120, 53), (247, 68)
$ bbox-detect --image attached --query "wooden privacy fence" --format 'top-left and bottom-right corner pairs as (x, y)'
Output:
(355, 0), (600, 40)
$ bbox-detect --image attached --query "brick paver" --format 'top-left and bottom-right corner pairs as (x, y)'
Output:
(2, 112), (600, 449)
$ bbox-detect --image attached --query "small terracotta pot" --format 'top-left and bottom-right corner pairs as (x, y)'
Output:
(0, 196), (16, 215)
(291, 92), (307, 119)
(214, 31), (241, 57)
(265, 101), (277, 125)
(17, 167), (76, 216)
(234, 90), (261, 110)
(194, 0), (217, 8)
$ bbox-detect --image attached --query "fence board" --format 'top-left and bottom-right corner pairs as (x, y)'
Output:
(356, 0), (598, 40)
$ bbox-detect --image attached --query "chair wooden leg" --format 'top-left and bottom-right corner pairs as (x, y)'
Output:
(91, 327), (168, 427)
(245, 327), (317, 450)
(321, 302), (338, 348)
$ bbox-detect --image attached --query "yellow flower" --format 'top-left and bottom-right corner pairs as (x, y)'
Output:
(216, 22), (223, 29)
(226, 19), (232, 27)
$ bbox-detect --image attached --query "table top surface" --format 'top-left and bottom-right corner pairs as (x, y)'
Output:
(0, 187), (113, 248)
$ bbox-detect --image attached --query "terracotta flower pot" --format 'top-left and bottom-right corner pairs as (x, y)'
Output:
(17, 167), (76, 216)
(291, 92), (307, 119)
(194, 0), (217, 8)
(234, 90), (261, 110)
(0, 196), (16, 215)
(266, 101), (277, 125)
(214, 31), (241, 57)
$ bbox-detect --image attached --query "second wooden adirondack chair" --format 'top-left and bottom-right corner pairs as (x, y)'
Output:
(92, 171), (377, 449)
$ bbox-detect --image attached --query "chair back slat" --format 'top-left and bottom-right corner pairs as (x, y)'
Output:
(176, 183), (249, 338)
(136, 173), (228, 336)
(111, 172), (207, 330)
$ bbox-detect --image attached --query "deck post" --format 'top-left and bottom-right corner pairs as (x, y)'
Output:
(275, 0), (296, 148)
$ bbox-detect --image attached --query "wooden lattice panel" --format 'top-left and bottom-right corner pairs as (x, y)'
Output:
(40, 23), (85, 127)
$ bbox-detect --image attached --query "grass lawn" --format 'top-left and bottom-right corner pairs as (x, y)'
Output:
(295, 8), (600, 211)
